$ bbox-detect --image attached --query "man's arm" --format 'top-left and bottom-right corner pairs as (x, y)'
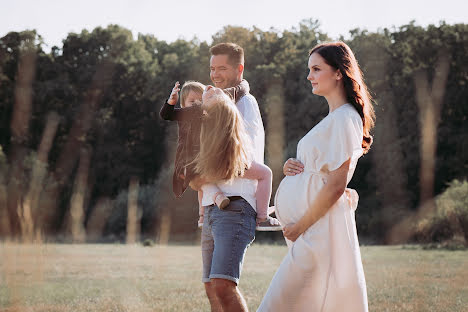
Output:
(237, 95), (265, 164)
(223, 79), (250, 103)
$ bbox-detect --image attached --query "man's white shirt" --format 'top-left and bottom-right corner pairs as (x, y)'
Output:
(236, 93), (265, 164)
(201, 93), (265, 211)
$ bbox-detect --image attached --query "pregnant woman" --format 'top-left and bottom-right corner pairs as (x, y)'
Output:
(257, 41), (375, 312)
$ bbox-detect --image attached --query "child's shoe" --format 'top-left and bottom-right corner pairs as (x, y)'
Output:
(256, 216), (282, 231)
(214, 192), (230, 210)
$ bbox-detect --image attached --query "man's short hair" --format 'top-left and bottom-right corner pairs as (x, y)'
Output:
(209, 42), (244, 66)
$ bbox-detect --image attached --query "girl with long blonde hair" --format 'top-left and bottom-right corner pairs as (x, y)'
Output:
(191, 86), (278, 226)
(160, 80), (249, 227)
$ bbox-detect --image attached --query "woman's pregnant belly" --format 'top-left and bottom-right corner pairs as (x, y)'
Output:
(274, 171), (326, 226)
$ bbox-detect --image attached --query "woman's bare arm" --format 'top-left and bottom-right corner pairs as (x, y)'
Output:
(283, 158), (350, 242)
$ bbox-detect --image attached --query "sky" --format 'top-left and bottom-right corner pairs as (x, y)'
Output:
(1, 0), (467, 50)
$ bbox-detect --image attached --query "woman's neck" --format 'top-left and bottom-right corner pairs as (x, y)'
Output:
(325, 86), (348, 113)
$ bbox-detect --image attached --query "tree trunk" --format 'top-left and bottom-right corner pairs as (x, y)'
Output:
(6, 48), (36, 238)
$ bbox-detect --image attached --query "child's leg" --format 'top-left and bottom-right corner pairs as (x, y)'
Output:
(242, 161), (273, 221)
(201, 183), (230, 209)
(198, 190), (204, 217)
(198, 190), (204, 228)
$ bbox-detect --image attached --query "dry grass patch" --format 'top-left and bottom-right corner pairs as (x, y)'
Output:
(0, 243), (466, 311)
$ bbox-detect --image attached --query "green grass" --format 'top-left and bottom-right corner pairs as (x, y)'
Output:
(0, 243), (467, 311)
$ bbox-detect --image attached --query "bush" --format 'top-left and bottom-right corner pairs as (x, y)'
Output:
(414, 179), (468, 244)
(436, 179), (468, 242)
(142, 238), (155, 247)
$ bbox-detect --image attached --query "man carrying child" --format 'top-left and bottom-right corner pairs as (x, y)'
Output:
(200, 42), (272, 312)
(161, 42), (279, 312)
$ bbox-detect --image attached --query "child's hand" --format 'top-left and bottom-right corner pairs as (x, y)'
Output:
(189, 176), (208, 191)
(189, 179), (202, 191)
(198, 215), (204, 228)
(168, 81), (180, 105)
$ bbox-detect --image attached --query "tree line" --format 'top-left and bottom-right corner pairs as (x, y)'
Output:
(0, 19), (467, 243)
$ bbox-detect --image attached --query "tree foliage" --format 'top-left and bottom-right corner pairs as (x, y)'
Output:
(0, 21), (466, 242)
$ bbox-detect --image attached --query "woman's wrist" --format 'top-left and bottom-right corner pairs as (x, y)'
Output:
(296, 219), (309, 234)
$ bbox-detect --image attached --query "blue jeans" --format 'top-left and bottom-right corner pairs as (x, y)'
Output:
(201, 198), (257, 285)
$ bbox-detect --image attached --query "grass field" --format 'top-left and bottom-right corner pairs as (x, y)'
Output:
(0, 242), (467, 312)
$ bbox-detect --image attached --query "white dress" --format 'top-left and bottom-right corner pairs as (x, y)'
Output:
(257, 104), (368, 312)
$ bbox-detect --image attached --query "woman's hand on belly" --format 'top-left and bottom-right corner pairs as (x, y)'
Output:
(283, 158), (304, 176)
(282, 222), (306, 242)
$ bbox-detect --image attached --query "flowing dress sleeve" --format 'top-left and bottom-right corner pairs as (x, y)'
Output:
(314, 108), (363, 172)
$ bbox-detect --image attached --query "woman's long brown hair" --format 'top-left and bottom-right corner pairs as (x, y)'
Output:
(310, 42), (375, 153)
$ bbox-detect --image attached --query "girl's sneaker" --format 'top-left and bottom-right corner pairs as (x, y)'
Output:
(256, 216), (282, 231)
(214, 192), (230, 210)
